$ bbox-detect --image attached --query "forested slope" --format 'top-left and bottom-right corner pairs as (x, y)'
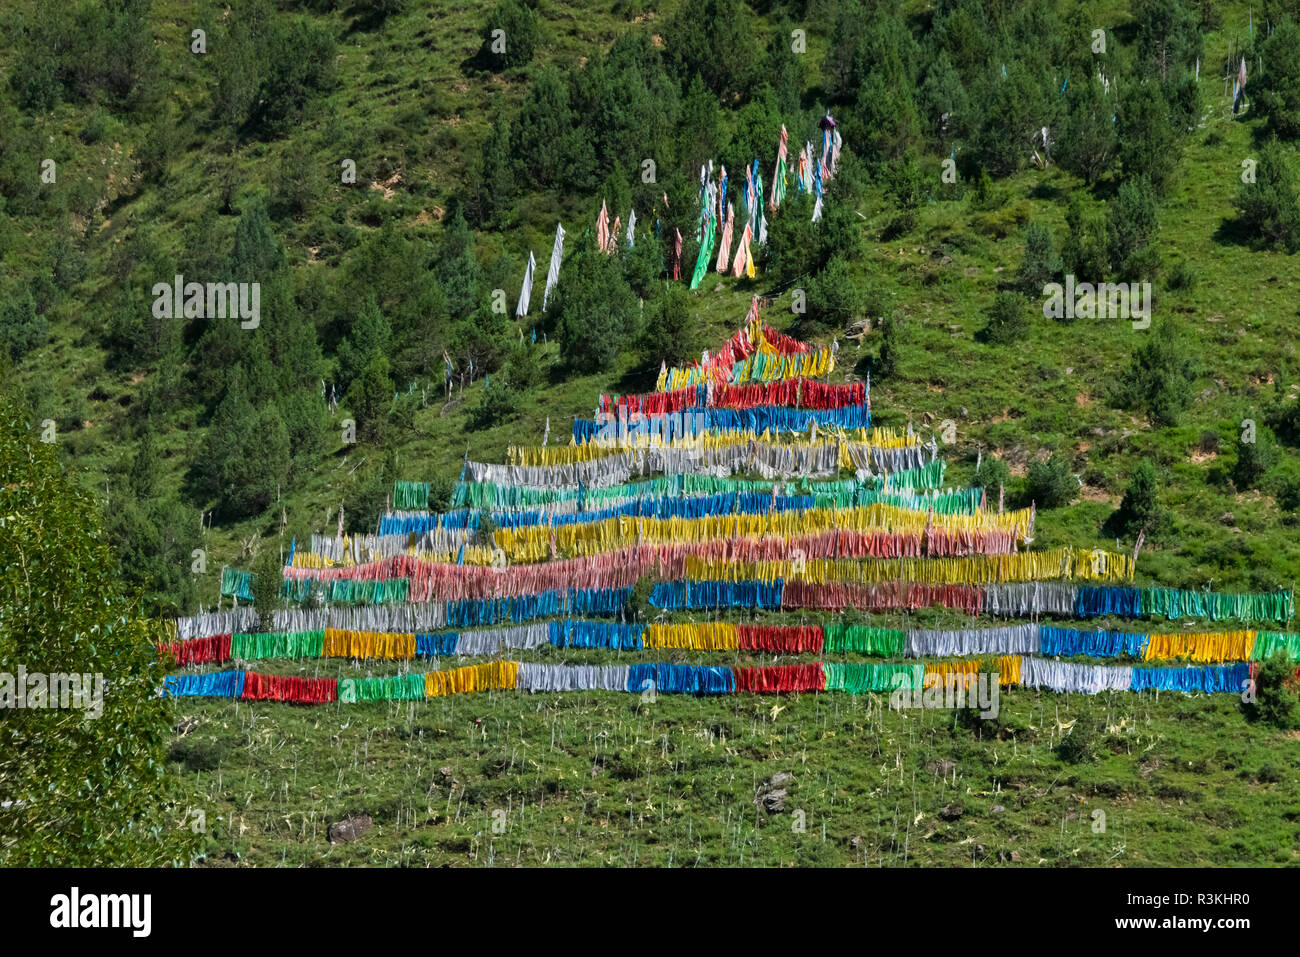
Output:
(3, 0), (1300, 613)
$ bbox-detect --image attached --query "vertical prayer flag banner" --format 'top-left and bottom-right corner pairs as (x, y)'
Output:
(515, 250), (536, 318)
(731, 223), (753, 279)
(716, 204), (735, 273)
(691, 211), (717, 289)
(543, 223), (565, 311)
(770, 125), (788, 212)
(596, 200), (611, 253)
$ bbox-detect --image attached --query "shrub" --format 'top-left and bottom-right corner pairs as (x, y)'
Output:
(806, 256), (864, 330)
(0, 289), (49, 359)
(620, 229), (663, 299)
(1056, 77), (1118, 186)
(1108, 176), (1160, 279)
(1061, 195), (1109, 285)
(1166, 258), (1198, 290)
(428, 474), (456, 511)
(628, 574), (657, 621)
(1234, 140), (1300, 253)
(80, 107), (109, 145)
(473, 512), (499, 550)
(1109, 320), (1196, 426)
(1133, 0), (1201, 82)
(1025, 452), (1077, 508)
(344, 354), (395, 445)
(975, 61), (1044, 177)
(1253, 19), (1300, 141)
(195, 383), (291, 519)
(1107, 459), (1170, 538)
(468, 379), (519, 430)
(341, 450), (397, 535)
(250, 545), (286, 619)
(1057, 722), (1098, 764)
(552, 244), (640, 373)
(1117, 80), (1181, 196)
(503, 340), (545, 392)
(641, 284), (702, 368)
(982, 290), (1029, 345)
(1273, 467), (1300, 512)
(875, 310), (906, 378)
(1242, 655), (1300, 729)
(1266, 384), (1300, 445)
(479, 0), (541, 71)
(168, 736), (230, 774)
(1016, 222), (1061, 294)
(973, 454), (1011, 493)
(1232, 423), (1277, 490)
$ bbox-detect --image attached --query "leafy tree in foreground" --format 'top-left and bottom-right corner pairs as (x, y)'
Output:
(0, 387), (195, 866)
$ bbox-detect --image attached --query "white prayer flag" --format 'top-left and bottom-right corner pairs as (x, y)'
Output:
(542, 223), (565, 312)
(515, 250), (536, 318)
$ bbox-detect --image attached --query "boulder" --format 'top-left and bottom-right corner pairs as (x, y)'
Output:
(328, 816), (373, 845)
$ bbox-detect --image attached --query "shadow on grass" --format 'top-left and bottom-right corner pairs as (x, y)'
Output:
(1212, 213), (1258, 249)
(344, 1), (398, 35)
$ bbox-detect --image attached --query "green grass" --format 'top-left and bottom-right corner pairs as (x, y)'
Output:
(171, 680), (1300, 866)
(6, 0), (1300, 865)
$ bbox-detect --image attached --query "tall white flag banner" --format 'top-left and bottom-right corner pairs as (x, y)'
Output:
(542, 223), (565, 312)
(515, 250), (536, 318)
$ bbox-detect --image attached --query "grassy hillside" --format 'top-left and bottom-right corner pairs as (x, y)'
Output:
(175, 668), (1300, 866)
(4, 0), (1298, 602)
(3, 0), (1300, 866)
